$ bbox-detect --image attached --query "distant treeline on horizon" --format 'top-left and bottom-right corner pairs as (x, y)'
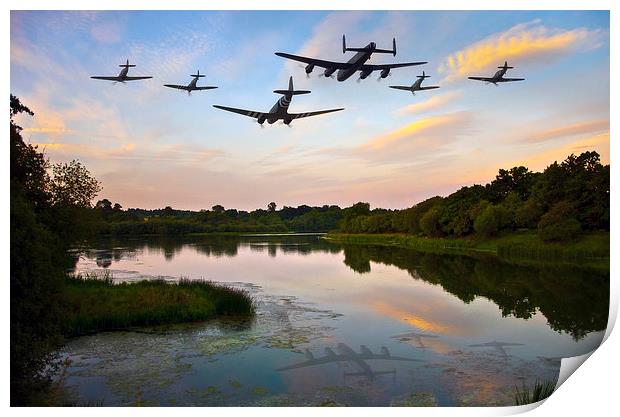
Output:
(95, 150), (609, 243)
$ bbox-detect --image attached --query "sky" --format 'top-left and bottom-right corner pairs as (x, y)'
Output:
(10, 10), (610, 211)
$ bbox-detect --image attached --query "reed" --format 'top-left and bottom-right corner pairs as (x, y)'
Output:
(63, 273), (254, 336)
(514, 380), (556, 405)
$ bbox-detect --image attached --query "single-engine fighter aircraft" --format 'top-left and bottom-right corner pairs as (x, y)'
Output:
(276, 343), (421, 381)
(468, 61), (525, 85)
(275, 35), (427, 82)
(389, 71), (440, 95)
(212, 76), (343, 126)
(163, 70), (218, 95)
(90, 60), (152, 83)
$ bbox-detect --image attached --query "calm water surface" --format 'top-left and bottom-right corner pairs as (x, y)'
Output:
(60, 234), (609, 406)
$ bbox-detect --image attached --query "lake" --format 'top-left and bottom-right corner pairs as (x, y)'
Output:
(59, 234), (609, 406)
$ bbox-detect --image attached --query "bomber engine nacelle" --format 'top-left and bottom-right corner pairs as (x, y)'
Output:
(305, 64), (315, 74)
(324, 67), (336, 77)
(257, 115), (266, 124)
(380, 68), (390, 78)
(360, 68), (373, 79)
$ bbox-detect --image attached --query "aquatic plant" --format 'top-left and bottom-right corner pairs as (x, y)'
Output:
(514, 379), (556, 405)
(64, 274), (255, 336)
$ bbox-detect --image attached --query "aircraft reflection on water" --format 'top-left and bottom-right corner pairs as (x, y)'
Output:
(391, 332), (440, 349)
(468, 341), (525, 357)
(277, 343), (421, 381)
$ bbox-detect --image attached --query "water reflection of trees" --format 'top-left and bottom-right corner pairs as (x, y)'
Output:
(341, 244), (609, 341)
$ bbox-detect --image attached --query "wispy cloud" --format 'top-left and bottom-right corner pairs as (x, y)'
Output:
(439, 20), (604, 82)
(395, 91), (463, 116)
(519, 119), (609, 143)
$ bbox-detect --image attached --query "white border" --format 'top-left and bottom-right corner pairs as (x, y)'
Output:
(3, 1), (616, 415)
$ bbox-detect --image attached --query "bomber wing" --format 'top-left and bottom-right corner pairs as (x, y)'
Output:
(498, 77), (525, 82)
(274, 52), (351, 69)
(361, 62), (427, 71)
(193, 86), (218, 90)
(289, 108), (344, 119)
(276, 355), (346, 371)
(213, 105), (268, 119)
(418, 86), (440, 90)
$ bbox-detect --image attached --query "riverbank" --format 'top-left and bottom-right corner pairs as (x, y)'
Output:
(63, 275), (255, 336)
(324, 231), (609, 267)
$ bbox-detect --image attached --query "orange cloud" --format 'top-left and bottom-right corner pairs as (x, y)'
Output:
(395, 91), (463, 116)
(362, 112), (471, 151)
(520, 119), (609, 143)
(439, 21), (602, 82)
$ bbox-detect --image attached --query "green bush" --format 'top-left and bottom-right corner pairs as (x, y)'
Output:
(420, 207), (443, 237)
(538, 201), (582, 242)
(474, 205), (509, 238)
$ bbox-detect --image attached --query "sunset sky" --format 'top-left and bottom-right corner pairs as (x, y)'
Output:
(10, 10), (610, 210)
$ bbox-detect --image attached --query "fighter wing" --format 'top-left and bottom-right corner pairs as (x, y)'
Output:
(388, 86), (413, 91)
(498, 78), (525, 82)
(193, 86), (218, 90)
(164, 84), (189, 90)
(123, 76), (153, 81)
(274, 52), (351, 69)
(289, 108), (344, 119)
(90, 76), (121, 81)
(418, 86), (440, 90)
(213, 105), (268, 119)
(468, 77), (494, 82)
(361, 61), (427, 71)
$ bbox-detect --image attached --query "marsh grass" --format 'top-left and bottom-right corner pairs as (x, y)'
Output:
(514, 379), (556, 405)
(64, 273), (254, 336)
(326, 231), (609, 265)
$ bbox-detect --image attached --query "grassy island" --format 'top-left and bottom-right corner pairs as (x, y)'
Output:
(64, 276), (255, 336)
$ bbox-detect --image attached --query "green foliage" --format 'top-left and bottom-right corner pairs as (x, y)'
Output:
(10, 95), (105, 404)
(49, 160), (101, 208)
(334, 151), (608, 240)
(419, 207), (443, 237)
(515, 380), (556, 405)
(474, 205), (509, 238)
(64, 275), (255, 336)
(515, 198), (543, 229)
(538, 201), (582, 243)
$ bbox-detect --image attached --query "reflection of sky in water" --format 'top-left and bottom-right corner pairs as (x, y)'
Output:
(63, 235), (607, 406)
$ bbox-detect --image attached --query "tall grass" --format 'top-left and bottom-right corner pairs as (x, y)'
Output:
(63, 274), (254, 336)
(514, 380), (556, 405)
(326, 232), (609, 265)
(325, 233), (475, 254)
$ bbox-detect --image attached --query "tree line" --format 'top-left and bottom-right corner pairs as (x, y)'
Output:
(338, 152), (609, 242)
(95, 150), (609, 243)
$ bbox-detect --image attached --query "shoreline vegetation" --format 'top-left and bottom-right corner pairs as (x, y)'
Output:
(324, 231), (609, 268)
(64, 275), (255, 337)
